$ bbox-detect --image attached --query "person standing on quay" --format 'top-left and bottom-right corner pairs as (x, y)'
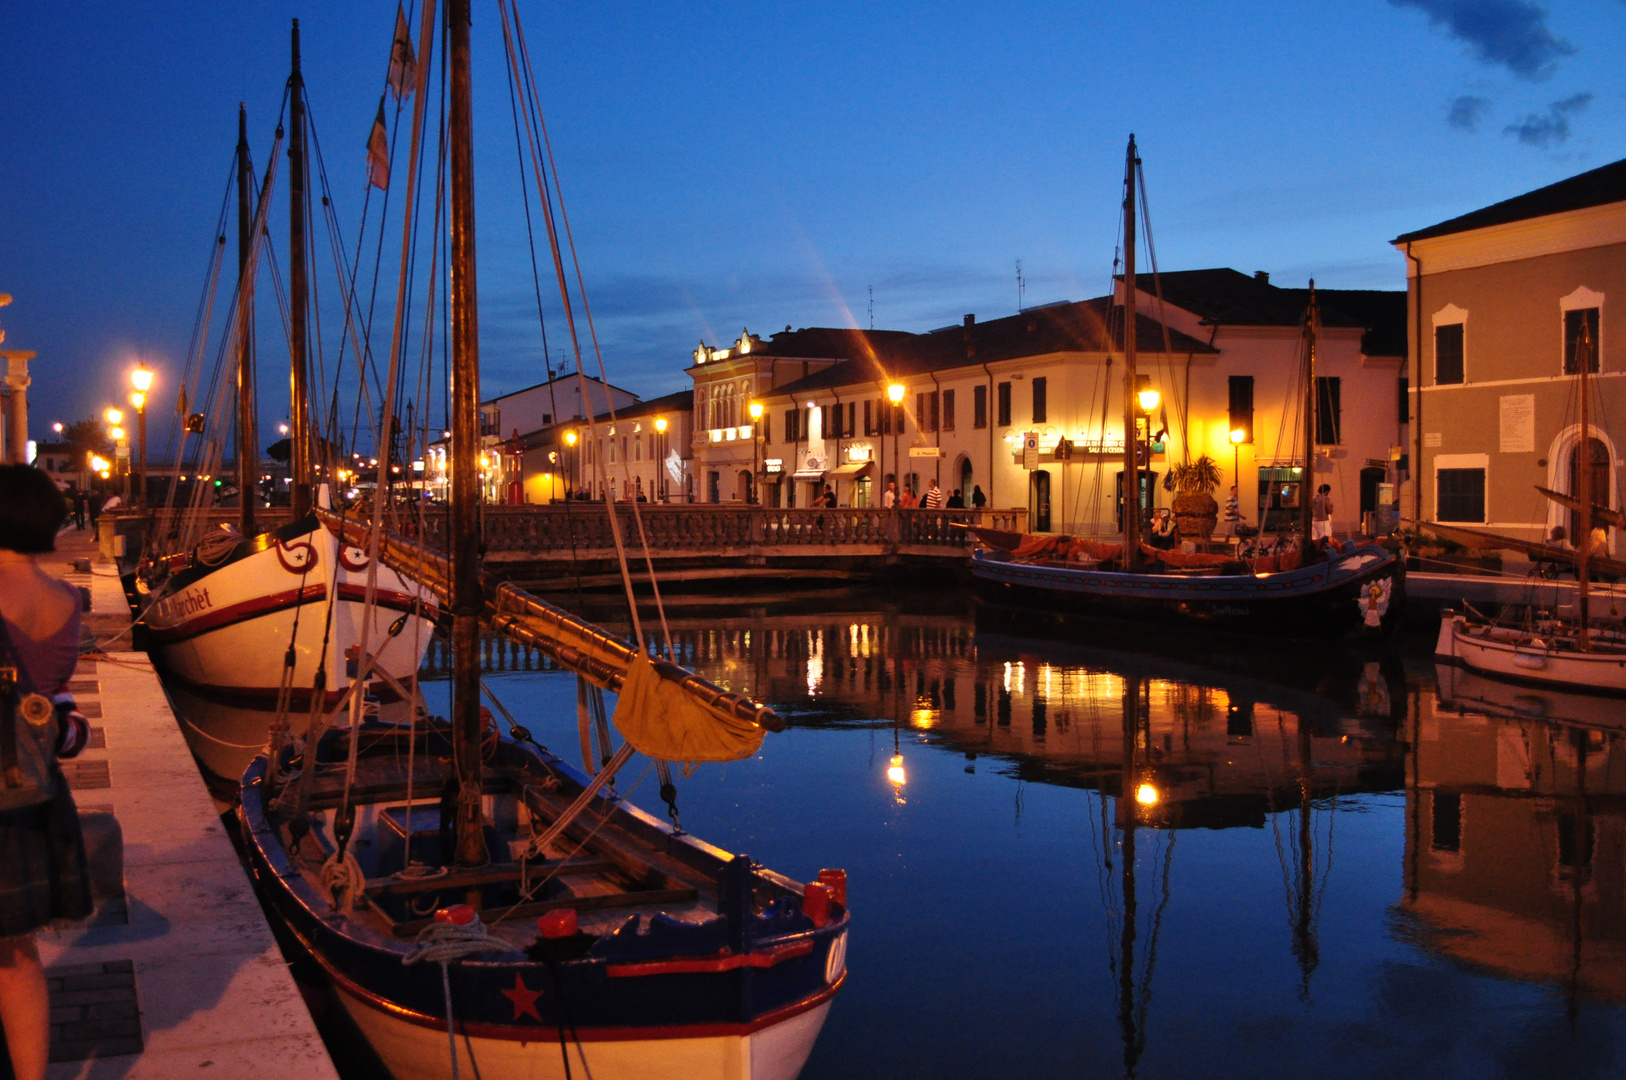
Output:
(1311, 484), (1333, 542)
(883, 482), (897, 509)
(971, 485), (986, 509)
(0, 465), (94, 1080)
(924, 479), (944, 509)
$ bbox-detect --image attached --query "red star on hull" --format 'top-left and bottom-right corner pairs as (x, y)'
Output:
(501, 973), (544, 1022)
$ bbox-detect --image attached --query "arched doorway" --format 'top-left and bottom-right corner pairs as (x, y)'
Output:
(955, 455), (973, 505)
(1569, 437), (1611, 540)
(737, 469), (754, 503)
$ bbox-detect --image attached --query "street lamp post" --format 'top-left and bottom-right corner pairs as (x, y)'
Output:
(1229, 426), (1246, 490)
(563, 429), (578, 499)
(654, 416), (668, 502)
(1136, 386), (1160, 527)
(103, 407), (127, 506)
(130, 363), (152, 508)
(887, 382), (905, 504)
(747, 402), (763, 504)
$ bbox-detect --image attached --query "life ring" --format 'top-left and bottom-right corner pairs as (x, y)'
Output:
(275, 537), (319, 574)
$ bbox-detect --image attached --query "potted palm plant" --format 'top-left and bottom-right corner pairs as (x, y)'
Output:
(1163, 455), (1223, 543)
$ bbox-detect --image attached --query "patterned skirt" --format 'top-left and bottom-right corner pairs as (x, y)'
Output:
(0, 779), (93, 936)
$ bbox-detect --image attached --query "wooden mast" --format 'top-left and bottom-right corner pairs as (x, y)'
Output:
(1299, 282), (1319, 554)
(1576, 322), (1593, 651)
(447, 0), (488, 868)
(1121, 136), (1141, 569)
(288, 19), (313, 518)
(235, 104), (256, 537)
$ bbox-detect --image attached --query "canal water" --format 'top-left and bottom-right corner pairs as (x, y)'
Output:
(185, 590), (1626, 1079)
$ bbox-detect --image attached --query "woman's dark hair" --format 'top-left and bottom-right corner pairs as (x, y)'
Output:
(0, 465), (69, 554)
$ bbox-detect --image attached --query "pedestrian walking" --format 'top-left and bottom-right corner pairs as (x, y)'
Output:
(0, 465), (94, 1080)
(70, 489), (86, 532)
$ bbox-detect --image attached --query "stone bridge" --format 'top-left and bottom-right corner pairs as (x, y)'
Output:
(105, 505), (1027, 587)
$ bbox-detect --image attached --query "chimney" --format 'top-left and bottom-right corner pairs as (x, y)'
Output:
(1253, 271), (1269, 285)
(964, 313), (975, 327)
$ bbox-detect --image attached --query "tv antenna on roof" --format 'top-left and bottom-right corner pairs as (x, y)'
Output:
(1016, 260), (1026, 312)
(868, 285), (874, 330)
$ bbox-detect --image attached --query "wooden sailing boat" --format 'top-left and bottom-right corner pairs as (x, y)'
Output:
(238, 6), (848, 1077)
(1433, 320), (1626, 694)
(967, 137), (1406, 639)
(142, 23), (436, 710)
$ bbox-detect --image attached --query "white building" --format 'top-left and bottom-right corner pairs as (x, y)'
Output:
(693, 270), (1407, 536)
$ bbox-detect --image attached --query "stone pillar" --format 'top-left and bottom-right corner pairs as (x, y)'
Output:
(1, 351), (34, 465)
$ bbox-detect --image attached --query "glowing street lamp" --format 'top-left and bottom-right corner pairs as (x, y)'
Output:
(747, 402), (764, 503)
(886, 383), (906, 503)
(1229, 426), (1247, 494)
(130, 364), (155, 508)
(654, 417), (669, 502)
(1137, 387), (1160, 414)
(103, 407), (122, 427)
(562, 429), (578, 499)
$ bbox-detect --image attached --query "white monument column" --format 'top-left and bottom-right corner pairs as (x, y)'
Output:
(1, 351), (33, 465)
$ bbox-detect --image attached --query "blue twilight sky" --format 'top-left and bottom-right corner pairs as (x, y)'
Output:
(2, 1), (1623, 452)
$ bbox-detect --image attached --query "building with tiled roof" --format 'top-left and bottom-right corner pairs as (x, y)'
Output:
(690, 272), (1407, 538)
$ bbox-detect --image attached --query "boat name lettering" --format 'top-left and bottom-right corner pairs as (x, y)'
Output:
(163, 587), (213, 620)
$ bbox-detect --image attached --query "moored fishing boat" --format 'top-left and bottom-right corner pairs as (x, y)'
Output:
(143, 29), (434, 708)
(238, 4), (848, 1076)
(968, 137), (1404, 640)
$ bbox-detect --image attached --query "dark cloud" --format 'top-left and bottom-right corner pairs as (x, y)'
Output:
(1389, 0), (1576, 80)
(1503, 91), (1593, 147)
(1447, 95), (1491, 131)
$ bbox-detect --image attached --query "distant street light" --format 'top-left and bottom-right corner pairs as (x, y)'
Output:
(1230, 427), (1246, 493)
(130, 363), (154, 508)
(748, 402), (764, 503)
(654, 417), (668, 502)
(886, 383), (905, 502)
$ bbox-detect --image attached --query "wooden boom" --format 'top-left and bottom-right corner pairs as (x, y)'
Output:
(317, 509), (784, 732)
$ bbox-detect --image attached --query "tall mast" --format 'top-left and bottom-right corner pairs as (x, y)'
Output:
(288, 19), (313, 517)
(1576, 323), (1593, 650)
(235, 104), (256, 536)
(1121, 136), (1141, 569)
(1299, 282), (1319, 554)
(447, 0), (488, 868)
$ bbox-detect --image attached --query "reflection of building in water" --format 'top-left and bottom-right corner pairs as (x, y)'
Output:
(642, 613), (1405, 826)
(1404, 675), (1626, 1004)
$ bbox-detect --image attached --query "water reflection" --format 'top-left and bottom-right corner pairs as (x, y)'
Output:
(160, 590), (1626, 1078)
(1406, 664), (1626, 1011)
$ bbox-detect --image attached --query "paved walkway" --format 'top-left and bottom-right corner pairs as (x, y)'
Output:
(31, 526), (338, 1080)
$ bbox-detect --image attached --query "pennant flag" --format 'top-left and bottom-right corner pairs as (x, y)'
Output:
(387, 5), (416, 101)
(366, 99), (390, 190)
(176, 383), (188, 416)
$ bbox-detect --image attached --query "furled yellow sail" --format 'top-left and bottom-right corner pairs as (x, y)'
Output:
(612, 653), (765, 767)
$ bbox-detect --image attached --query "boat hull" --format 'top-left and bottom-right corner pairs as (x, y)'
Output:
(971, 542), (1405, 639)
(146, 514), (436, 703)
(237, 746), (849, 1080)
(331, 975), (833, 1080)
(1434, 612), (1626, 696)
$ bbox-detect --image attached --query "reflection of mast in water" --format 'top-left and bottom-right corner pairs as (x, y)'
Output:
(1566, 727), (1591, 1026)
(1290, 722), (1320, 999)
(1107, 672), (1178, 1079)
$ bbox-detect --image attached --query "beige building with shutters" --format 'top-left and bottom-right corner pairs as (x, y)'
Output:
(1394, 158), (1626, 552)
(689, 271), (1406, 537)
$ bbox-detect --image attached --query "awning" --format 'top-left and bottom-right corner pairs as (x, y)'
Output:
(830, 461), (874, 478)
(789, 469), (826, 482)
